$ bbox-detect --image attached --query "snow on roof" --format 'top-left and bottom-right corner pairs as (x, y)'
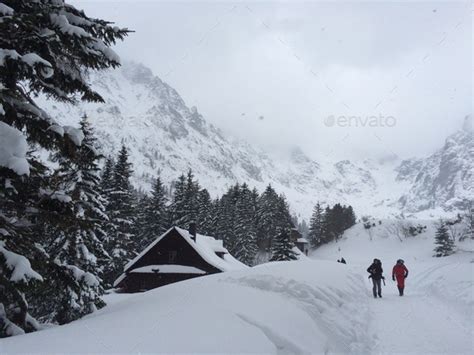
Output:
(129, 265), (206, 275)
(174, 227), (247, 272)
(116, 227), (247, 286)
(297, 238), (309, 244)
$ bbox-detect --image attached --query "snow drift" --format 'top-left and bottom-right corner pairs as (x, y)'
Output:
(1, 260), (372, 354)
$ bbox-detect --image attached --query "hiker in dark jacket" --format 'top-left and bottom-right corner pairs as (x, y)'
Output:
(367, 258), (384, 298)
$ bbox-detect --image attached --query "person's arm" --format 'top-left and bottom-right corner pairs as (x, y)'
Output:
(367, 265), (372, 273)
(404, 265), (409, 278)
(392, 266), (396, 281)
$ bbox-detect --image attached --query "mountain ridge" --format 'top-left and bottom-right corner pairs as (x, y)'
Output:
(37, 62), (472, 219)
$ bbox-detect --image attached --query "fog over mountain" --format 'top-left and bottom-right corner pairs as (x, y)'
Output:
(39, 62), (473, 219)
(69, 0), (472, 161)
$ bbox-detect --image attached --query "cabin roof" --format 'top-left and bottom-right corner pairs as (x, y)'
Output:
(114, 227), (247, 287)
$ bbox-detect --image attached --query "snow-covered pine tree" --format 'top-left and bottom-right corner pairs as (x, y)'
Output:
(343, 205), (356, 230)
(183, 169), (200, 225)
(270, 228), (298, 261)
(197, 188), (213, 235)
(309, 202), (325, 247)
(138, 175), (168, 249)
(169, 174), (187, 227)
(276, 194), (293, 234)
(0, 0), (128, 336)
(434, 220), (455, 257)
(462, 201), (474, 240)
(37, 115), (109, 324)
(218, 184), (241, 252)
(233, 183), (258, 265)
(103, 144), (137, 285)
(206, 198), (221, 237)
(256, 185), (280, 247)
(100, 157), (115, 196)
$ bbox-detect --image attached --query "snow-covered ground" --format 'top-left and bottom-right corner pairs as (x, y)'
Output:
(2, 220), (472, 354)
(311, 219), (474, 354)
(2, 260), (372, 354)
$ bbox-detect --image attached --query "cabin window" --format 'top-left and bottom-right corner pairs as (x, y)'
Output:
(168, 250), (177, 263)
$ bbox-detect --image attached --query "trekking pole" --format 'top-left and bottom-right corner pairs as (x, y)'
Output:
(382, 278), (386, 286)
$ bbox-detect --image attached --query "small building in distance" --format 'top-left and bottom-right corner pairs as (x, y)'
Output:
(114, 225), (247, 293)
(291, 228), (310, 256)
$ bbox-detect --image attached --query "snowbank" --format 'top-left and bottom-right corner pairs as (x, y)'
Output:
(413, 261), (474, 311)
(2, 260), (372, 354)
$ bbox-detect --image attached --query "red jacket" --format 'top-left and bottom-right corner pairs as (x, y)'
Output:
(392, 264), (408, 279)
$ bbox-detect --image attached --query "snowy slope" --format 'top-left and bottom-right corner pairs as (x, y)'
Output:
(310, 219), (473, 354)
(3, 219), (473, 354)
(36, 62), (473, 219)
(2, 260), (373, 354)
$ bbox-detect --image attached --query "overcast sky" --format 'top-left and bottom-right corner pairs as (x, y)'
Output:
(71, 0), (472, 161)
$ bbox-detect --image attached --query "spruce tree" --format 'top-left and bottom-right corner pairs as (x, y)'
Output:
(100, 157), (115, 196)
(270, 228), (298, 261)
(309, 202), (325, 247)
(233, 183), (258, 265)
(197, 188), (213, 235)
(434, 221), (455, 257)
(0, 0), (128, 336)
(103, 144), (137, 285)
(256, 185), (280, 247)
(138, 175), (168, 249)
(37, 115), (109, 324)
(217, 185), (239, 252)
(170, 174), (187, 227)
(184, 169), (199, 225)
(276, 194), (293, 234)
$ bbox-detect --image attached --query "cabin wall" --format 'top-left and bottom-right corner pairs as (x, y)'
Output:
(122, 273), (202, 293)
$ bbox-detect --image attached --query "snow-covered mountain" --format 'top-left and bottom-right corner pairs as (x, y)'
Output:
(38, 62), (472, 219)
(397, 122), (474, 213)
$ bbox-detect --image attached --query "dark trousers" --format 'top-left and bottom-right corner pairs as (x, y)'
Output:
(398, 286), (404, 296)
(372, 278), (382, 297)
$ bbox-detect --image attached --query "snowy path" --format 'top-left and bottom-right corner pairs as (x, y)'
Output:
(368, 278), (473, 354)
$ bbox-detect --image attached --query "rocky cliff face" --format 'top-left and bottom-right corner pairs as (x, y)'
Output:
(397, 122), (473, 213)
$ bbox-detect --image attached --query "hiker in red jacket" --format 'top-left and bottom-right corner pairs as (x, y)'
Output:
(392, 259), (409, 296)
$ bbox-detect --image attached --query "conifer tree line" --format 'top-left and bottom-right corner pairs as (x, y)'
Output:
(308, 202), (356, 248)
(99, 158), (299, 270)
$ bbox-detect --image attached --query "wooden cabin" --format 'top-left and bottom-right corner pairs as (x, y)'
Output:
(114, 225), (247, 293)
(291, 228), (310, 255)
